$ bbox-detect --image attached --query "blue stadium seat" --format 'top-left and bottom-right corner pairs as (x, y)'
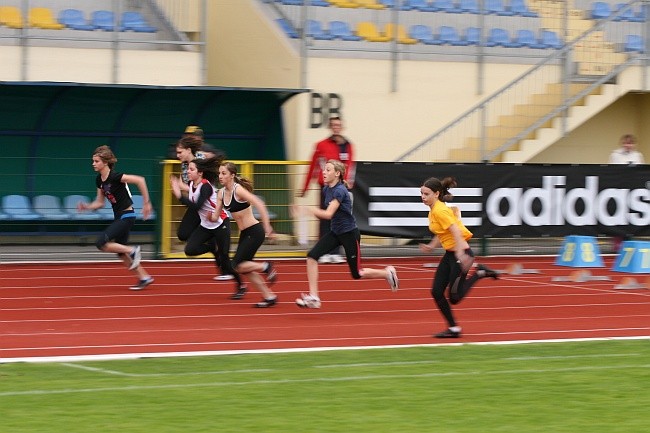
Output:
(275, 18), (299, 38)
(63, 195), (102, 220)
(485, 0), (514, 16)
(541, 30), (562, 49)
(433, 0), (462, 13)
(131, 195), (156, 220)
(330, 20), (362, 40)
(91, 10), (122, 31)
(404, 0), (437, 12)
(410, 24), (441, 44)
(379, 0), (396, 7)
(97, 199), (114, 220)
(33, 195), (71, 220)
(591, 2), (611, 20)
(613, 3), (644, 22)
(439, 26), (469, 46)
(2, 195), (42, 220)
(121, 11), (157, 33)
(624, 34), (644, 52)
(58, 9), (96, 31)
(510, 0), (538, 17)
(306, 20), (334, 40)
(465, 27), (480, 45)
(486, 28), (521, 47)
(515, 29), (546, 49)
(459, 0), (479, 13)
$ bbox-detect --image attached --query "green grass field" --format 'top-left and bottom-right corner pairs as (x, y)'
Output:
(2, 339), (649, 433)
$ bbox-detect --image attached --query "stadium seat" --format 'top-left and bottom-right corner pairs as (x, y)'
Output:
(510, 0), (538, 17)
(357, 22), (391, 42)
(485, 0), (514, 16)
(355, 0), (386, 9)
(329, 0), (360, 8)
(306, 20), (334, 40)
(131, 195), (156, 220)
(486, 28), (521, 47)
(63, 195), (102, 220)
(329, 20), (362, 40)
(275, 18), (299, 38)
(96, 199), (114, 220)
(410, 24), (441, 44)
(465, 27), (480, 45)
(91, 10), (121, 31)
(29, 7), (64, 29)
(404, 0), (437, 12)
(0, 6), (24, 28)
(121, 11), (157, 33)
(438, 26), (468, 46)
(591, 2), (611, 20)
(2, 195), (42, 220)
(613, 3), (644, 22)
(378, 0), (396, 7)
(433, 0), (463, 13)
(58, 9), (96, 31)
(33, 195), (71, 220)
(624, 34), (644, 52)
(459, 0), (479, 13)
(541, 30), (563, 49)
(515, 29), (546, 49)
(385, 23), (418, 44)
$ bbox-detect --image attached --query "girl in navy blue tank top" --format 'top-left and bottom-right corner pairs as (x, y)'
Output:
(292, 160), (399, 309)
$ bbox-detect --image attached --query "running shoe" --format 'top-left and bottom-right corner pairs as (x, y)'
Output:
(129, 276), (154, 291)
(385, 266), (399, 292)
(230, 286), (247, 300)
(477, 264), (499, 280)
(295, 293), (321, 309)
(434, 328), (461, 338)
(254, 297), (278, 308)
(128, 245), (142, 270)
(214, 274), (235, 281)
(264, 262), (277, 285)
(329, 254), (346, 264)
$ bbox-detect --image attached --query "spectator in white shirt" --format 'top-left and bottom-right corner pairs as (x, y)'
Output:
(609, 134), (645, 165)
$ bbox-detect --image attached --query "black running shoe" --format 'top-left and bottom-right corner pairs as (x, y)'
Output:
(434, 329), (461, 338)
(230, 286), (247, 300)
(254, 297), (277, 308)
(477, 264), (499, 280)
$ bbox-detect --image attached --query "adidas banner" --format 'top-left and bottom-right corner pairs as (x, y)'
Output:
(352, 162), (650, 238)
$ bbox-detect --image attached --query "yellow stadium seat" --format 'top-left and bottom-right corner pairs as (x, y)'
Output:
(328, 0), (360, 8)
(29, 7), (64, 30)
(354, 0), (386, 9)
(384, 23), (417, 45)
(357, 21), (391, 42)
(0, 6), (24, 29)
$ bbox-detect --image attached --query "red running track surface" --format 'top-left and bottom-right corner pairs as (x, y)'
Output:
(2, 256), (650, 360)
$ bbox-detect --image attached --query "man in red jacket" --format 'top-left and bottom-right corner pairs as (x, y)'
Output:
(298, 117), (356, 263)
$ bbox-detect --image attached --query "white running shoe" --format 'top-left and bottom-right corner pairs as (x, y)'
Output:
(318, 254), (332, 264)
(385, 266), (399, 292)
(129, 277), (154, 291)
(295, 293), (321, 309)
(213, 275), (235, 281)
(329, 254), (346, 264)
(128, 245), (142, 270)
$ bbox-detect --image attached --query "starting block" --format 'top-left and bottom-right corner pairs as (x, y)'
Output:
(497, 263), (541, 275)
(614, 277), (648, 290)
(551, 270), (612, 283)
(555, 235), (604, 268)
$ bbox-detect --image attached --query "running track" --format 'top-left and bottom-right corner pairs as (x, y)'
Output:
(2, 256), (650, 362)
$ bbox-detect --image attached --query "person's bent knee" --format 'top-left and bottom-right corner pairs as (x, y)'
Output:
(95, 234), (109, 251)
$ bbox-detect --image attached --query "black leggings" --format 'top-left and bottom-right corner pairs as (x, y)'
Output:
(307, 228), (362, 279)
(185, 220), (242, 287)
(431, 249), (480, 328)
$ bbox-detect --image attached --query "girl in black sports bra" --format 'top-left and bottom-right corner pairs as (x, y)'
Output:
(209, 162), (279, 308)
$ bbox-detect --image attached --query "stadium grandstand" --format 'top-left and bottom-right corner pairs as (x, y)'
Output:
(2, 0), (650, 261)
